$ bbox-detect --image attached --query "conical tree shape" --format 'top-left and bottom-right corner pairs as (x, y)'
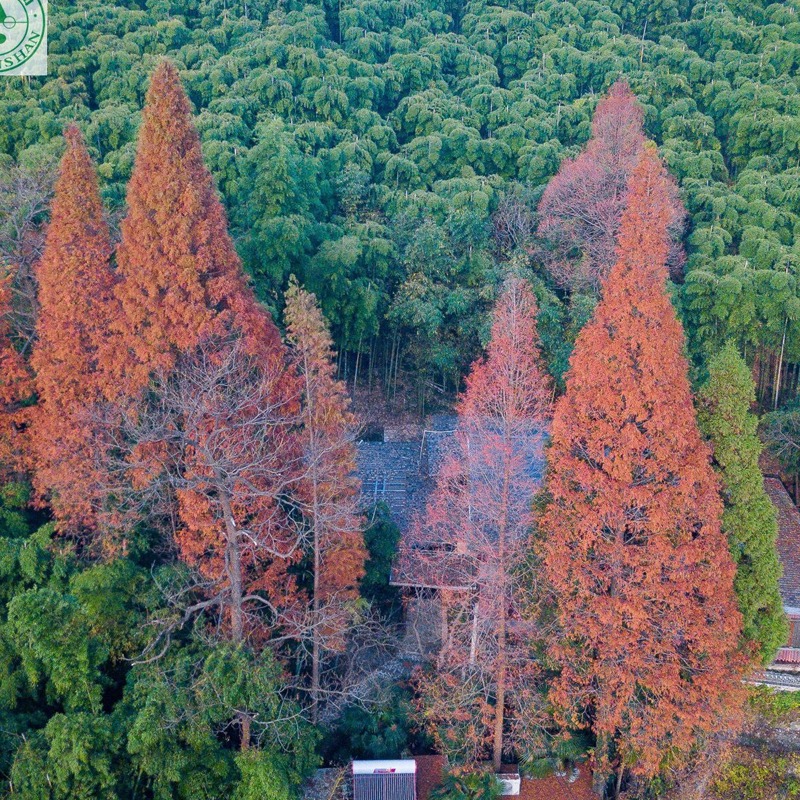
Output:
(30, 126), (115, 530)
(406, 277), (551, 768)
(537, 80), (684, 291)
(98, 63), (304, 743)
(697, 342), (788, 664)
(107, 59), (300, 595)
(284, 278), (366, 722)
(107, 60), (281, 397)
(540, 147), (744, 787)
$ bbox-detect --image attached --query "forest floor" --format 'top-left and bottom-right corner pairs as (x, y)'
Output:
(709, 688), (800, 799)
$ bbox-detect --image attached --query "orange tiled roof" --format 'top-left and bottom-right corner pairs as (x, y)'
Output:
(413, 758), (595, 800)
(415, 755), (447, 800)
(775, 647), (800, 665)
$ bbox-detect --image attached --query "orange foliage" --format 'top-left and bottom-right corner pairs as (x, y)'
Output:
(106, 60), (281, 399)
(154, 342), (302, 642)
(99, 61), (302, 633)
(285, 279), (366, 714)
(285, 279), (366, 615)
(30, 126), (115, 530)
(540, 147), (744, 782)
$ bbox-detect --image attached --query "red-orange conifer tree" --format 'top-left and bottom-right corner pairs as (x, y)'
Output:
(30, 126), (115, 531)
(285, 278), (366, 721)
(99, 62), (306, 747)
(106, 58), (302, 590)
(539, 147), (744, 793)
(404, 277), (551, 768)
(106, 60), (281, 399)
(536, 81), (684, 291)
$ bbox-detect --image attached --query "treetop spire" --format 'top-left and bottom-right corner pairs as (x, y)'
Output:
(108, 58), (282, 397)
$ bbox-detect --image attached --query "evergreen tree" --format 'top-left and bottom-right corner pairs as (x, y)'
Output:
(30, 125), (115, 532)
(697, 343), (788, 664)
(540, 148), (744, 793)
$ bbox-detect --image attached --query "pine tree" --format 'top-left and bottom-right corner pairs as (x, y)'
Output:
(537, 80), (684, 291)
(540, 148), (744, 792)
(30, 126), (115, 530)
(106, 60), (281, 398)
(697, 342), (788, 664)
(406, 276), (551, 768)
(284, 278), (366, 722)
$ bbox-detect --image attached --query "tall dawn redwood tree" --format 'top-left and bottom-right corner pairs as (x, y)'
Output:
(540, 147), (744, 794)
(109, 338), (303, 750)
(405, 276), (551, 769)
(697, 342), (787, 664)
(96, 61), (308, 748)
(30, 126), (115, 532)
(536, 80), (684, 291)
(284, 278), (366, 722)
(107, 60), (281, 398)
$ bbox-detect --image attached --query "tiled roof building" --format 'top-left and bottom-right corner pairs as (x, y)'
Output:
(759, 477), (800, 684)
(765, 477), (800, 611)
(355, 416), (546, 657)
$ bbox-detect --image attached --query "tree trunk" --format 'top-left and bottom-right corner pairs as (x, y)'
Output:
(775, 317), (788, 410)
(439, 593), (448, 649)
(311, 499), (321, 723)
(614, 765), (624, 799)
(492, 458), (511, 771)
(305, 356), (323, 725)
(469, 598), (479, 665)
(493, 609), (507, 771)
(218, 478), (249, 749)
(592, 734), (610, 797)
(353, 335), (362, 396)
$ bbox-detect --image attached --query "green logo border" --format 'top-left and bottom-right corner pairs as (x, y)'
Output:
(0, 0), (46, 74)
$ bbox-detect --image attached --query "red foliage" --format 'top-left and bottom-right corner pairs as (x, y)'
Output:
(162, 342), (302, 640)
(408, 277), (551, 767)
(539, 147), (744, 783)
(99, 62), (303, 640)
(536, 81), (685, 291)
(30, 126), (115, 530)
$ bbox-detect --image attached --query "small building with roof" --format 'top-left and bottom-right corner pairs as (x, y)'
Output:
(356, 414), (547, 658)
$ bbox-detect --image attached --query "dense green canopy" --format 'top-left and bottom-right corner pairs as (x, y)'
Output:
(698, 343), (788, 664)
(5, 0), (800, 406)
